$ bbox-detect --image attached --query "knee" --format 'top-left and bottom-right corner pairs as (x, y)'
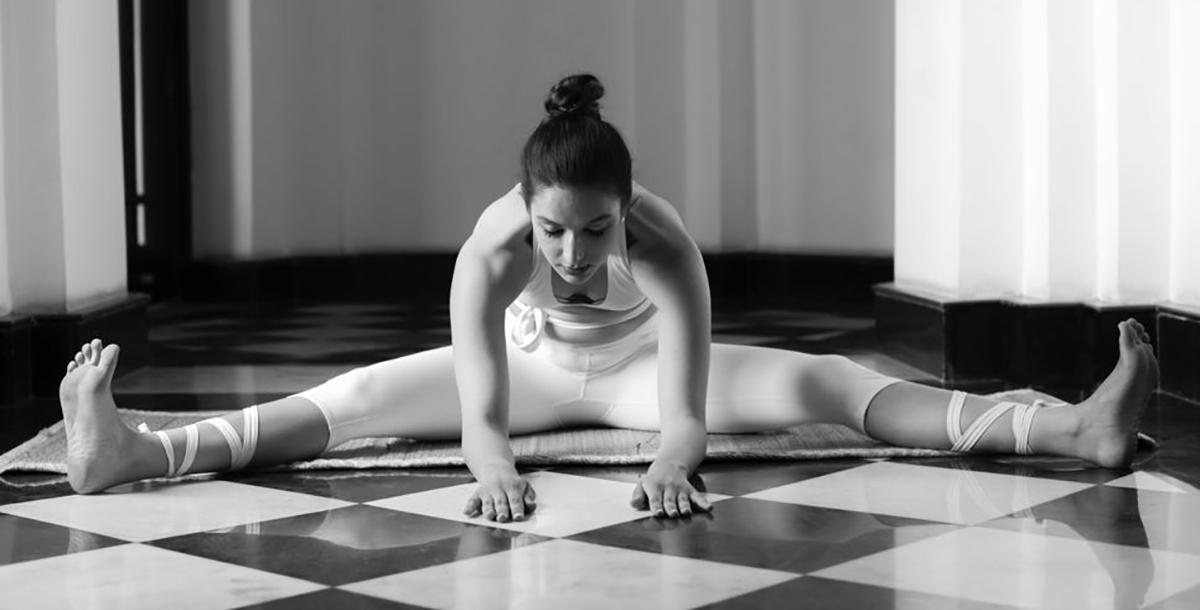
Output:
(799, 354), (856, 385)
(307, 366), (375, 409)
(336, 367), (375, 397)
(794, 354), (862, 407)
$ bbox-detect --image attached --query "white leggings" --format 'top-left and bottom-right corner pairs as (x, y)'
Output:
(294, 308), (903, 451)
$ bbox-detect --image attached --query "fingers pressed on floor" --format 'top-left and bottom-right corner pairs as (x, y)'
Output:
(493, 495), (511, 522)
(677, 493), (693, 516)
(505, 489), (525, 520)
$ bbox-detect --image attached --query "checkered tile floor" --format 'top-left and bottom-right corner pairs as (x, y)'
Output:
(3, 301), (1200, 609)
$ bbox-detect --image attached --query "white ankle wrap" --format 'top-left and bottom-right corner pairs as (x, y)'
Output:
(945, 390), (1042, 455)
(201, 405), (261, 471)
(148, 424), (199, 478)
(139, 405), (261, 477)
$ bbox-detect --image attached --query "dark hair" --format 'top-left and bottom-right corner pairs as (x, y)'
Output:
(520, 74), (632, 210)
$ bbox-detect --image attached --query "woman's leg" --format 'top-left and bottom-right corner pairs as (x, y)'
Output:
(864, 319), (1158, 467)
(589, 342), (901, 433)
(588, 319), (1157, 468)
(60, 338), (578, 494)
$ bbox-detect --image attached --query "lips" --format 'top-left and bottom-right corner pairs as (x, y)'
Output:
(560, 265), (591, 277)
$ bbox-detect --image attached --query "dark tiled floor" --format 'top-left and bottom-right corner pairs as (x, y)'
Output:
(1, 299), (1199, 609)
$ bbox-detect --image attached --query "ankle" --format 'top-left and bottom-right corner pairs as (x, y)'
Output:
(1033, 405), (1082, 456)
(129, 430), (170, 478)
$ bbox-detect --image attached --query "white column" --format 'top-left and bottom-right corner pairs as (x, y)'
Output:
(57, 0), (128, 307)
(1110, 0), (1171, 303)
(1169, 0), (1200, 308)
(895, 0), (1196, 307)
(1043, 0), (1098, 302)
(895, 0), (961, 294)
(957, 0), (1025, 298)
(0, 0), (125, 314)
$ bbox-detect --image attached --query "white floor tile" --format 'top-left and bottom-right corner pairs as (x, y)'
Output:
(0, 480), (352, 542)
(342, 539), (796, 610)
(367, 471), (729, 538)
(814, 526), (1200, 609)
(1105, 471), (1195, 494)
(0, 543), (323, 610)
(744, 461), (1091, 525)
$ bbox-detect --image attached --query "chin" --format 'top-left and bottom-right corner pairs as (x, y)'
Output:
(556, 267), (596, 285)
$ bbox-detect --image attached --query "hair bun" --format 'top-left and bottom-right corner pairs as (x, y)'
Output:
(544, 73), (604, 120)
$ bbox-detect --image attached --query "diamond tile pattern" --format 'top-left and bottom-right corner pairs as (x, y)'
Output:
(1, 301), (1197, 609)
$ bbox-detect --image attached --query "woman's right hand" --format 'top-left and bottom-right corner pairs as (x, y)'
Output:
(463, 465), (536, 522)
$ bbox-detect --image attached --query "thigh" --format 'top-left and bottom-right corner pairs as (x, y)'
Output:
(589, 344), (900, 434)
(295, 345), (581, 445)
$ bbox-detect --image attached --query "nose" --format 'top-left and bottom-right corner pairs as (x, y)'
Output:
(563, 233), (585, 266)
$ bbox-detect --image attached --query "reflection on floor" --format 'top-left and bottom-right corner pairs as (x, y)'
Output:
(2, 300), (1200, 609)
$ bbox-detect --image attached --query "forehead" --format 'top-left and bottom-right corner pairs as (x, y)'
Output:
(528, 185), (620, 222)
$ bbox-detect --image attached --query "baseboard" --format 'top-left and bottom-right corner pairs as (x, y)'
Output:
(182, 252), (895, 310)
(875, 282), (1179, 402)
(0, 314), (33, 409)
(28, 294), (152, 398)
(1158, 303), (1200, 404)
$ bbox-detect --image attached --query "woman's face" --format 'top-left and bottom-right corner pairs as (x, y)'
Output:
(528, 184), (623, 286)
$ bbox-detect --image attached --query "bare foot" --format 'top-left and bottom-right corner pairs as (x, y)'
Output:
(58, 339), (142, 493)
(1070, 319), (1159, 468)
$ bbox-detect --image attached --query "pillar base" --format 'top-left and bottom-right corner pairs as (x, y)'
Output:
(1159, 303), (1200, 405)
(874, 283), (1162, 402)
(0, 315), (33, 409)
(30, 293), (151, 398)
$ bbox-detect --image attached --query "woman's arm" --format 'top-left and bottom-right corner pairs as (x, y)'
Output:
(636, 239), (711, 470)
(450, 241), (522, 475)
(627, 186), (714, 517)
(449, 193), (534, 521)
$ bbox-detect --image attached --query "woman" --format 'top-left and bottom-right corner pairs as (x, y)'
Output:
(60, 74), (1158, 522)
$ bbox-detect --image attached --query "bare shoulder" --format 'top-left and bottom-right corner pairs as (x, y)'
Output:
(464, 184), (529, 250)
(460, 184), (532, 273)
(627, 181), (698, 267)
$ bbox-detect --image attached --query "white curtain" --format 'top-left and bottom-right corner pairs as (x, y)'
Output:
(895, 0), (1200, 308)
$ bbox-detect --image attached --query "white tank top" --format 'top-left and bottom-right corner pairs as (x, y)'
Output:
(507, 218), (655, 348)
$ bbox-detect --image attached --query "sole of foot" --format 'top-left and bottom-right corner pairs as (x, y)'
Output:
(1072, 319), (1159, 469)
(58, 339), (137, 494)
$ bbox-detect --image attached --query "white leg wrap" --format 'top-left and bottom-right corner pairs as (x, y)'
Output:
(151, 429), (176, 477)
(199, 405), (261, 471)
(150, 424), (198, 478)
(946, 390), (1043, 455)
(139, 405), (261, 478)
(1011, 402), (1039, 455)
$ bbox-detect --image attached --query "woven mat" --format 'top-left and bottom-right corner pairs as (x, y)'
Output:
(0, 389), (1108, 476)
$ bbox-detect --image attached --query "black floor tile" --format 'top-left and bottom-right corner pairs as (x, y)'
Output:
(569, 497), (957, 574)
(149, 504), (551, 586)
(0, 514), (127, 566)
(227, 469), (475, 504)
(237, 587), (425, 609)
(981, 484), (1200, 555)
(703, 575), (1019, 610)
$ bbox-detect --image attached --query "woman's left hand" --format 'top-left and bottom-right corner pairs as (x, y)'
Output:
(631, 461), (712, 518)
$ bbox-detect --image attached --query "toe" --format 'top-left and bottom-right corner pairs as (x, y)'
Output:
(67, 361), (78, 373)
(97, 344), (121, 379)
(88, 339), (103, 364)
(1118, 321), (1137, 350)
(74, 351), (86, 366)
